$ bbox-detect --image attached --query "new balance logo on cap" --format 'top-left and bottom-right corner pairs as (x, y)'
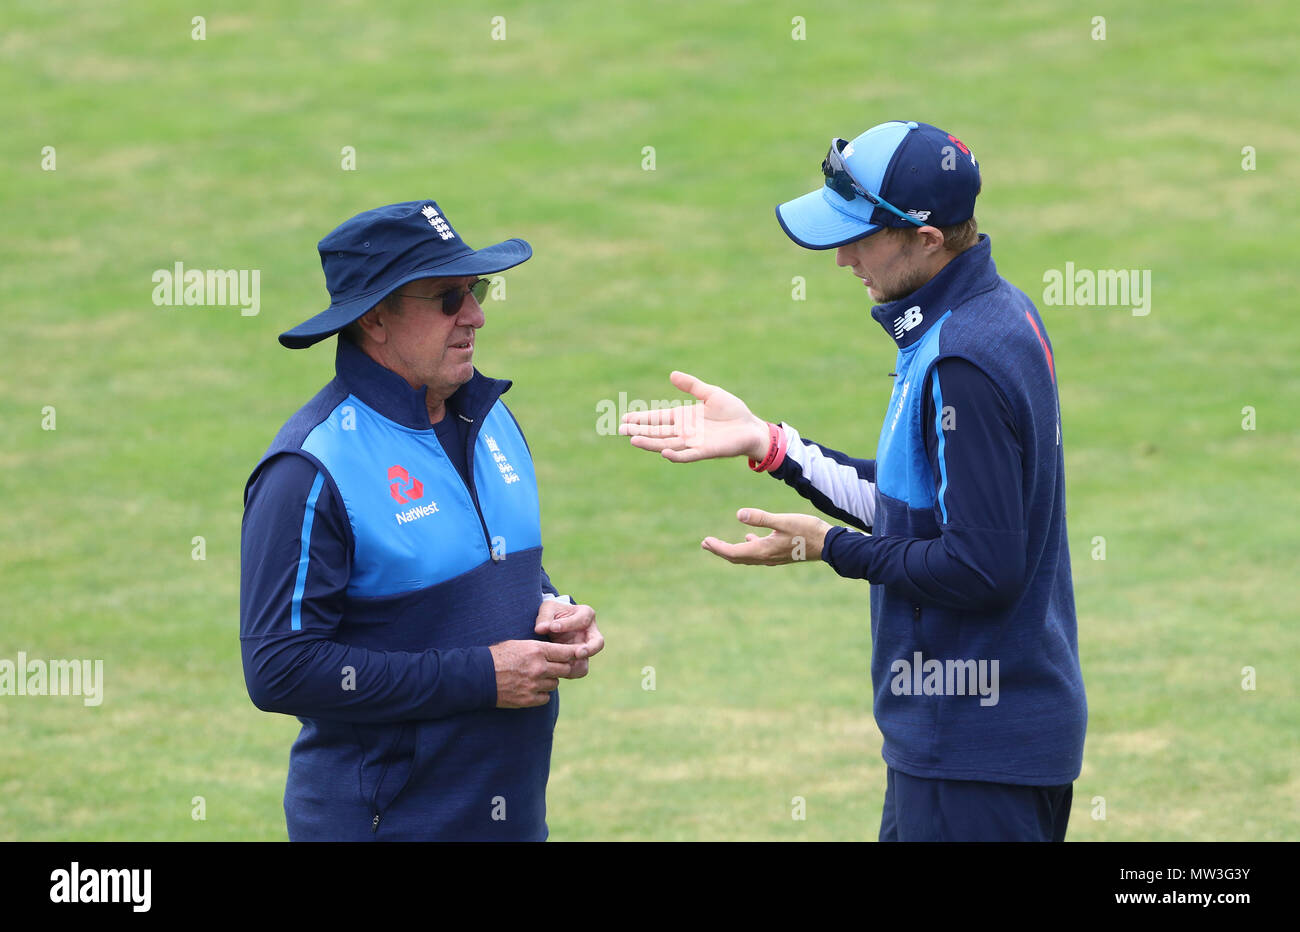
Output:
(893, 306), (923, 338)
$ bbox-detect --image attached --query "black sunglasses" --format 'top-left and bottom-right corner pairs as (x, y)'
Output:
(392, 278), (491, 316)
(822, 138), (925, 227)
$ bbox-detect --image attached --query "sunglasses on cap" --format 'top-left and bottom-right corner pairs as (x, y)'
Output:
(822, 138), (926, 228)
(392, 277), (491, 316)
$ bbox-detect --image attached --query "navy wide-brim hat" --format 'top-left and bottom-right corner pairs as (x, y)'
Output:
(279, 200), (532, 349)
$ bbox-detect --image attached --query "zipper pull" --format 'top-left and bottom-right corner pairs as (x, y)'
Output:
(372, 813), (381, 833)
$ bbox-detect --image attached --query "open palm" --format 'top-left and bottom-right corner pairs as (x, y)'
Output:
(618, 371), (768, 463)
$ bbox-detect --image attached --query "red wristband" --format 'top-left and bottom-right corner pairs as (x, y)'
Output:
(748, 422), (787, 473)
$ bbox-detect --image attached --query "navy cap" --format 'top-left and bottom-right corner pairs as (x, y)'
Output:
(776, 121), (981, 250)
(279, 200), (532, 349)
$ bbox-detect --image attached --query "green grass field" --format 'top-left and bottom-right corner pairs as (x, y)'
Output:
(2, 0), (1296, 841)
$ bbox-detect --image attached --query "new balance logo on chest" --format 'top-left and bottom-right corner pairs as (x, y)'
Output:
(893, 305), (923, 339)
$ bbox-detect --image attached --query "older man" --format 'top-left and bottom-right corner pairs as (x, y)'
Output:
(620, 121), (1086, 841)
(240, 200), (601, 841)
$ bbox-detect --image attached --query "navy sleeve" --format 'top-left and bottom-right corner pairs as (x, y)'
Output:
(239, 453), (498, 722)
(821, 358), (1028, 610)
(539, 567), (560, 599)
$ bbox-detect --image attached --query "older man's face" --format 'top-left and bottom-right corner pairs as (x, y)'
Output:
(380, 276), (485, 399)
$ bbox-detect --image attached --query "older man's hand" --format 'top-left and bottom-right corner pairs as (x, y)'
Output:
(702, 508), (832, 565)
(488, 640), (586, 708)
(534, 599), (603, 679)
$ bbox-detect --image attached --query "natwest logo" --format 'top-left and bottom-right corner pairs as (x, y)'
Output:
(388, 465), (424, 503)
(395, 500), (439, 526)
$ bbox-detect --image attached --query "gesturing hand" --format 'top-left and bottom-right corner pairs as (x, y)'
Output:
(618, 370), (770, 463)
(488, 640), (585, 708)
(534, 599), (603, 679)
(701, 508), (832, 566)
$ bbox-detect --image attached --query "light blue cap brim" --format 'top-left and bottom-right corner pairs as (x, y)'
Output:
(775, 186), (882, 250)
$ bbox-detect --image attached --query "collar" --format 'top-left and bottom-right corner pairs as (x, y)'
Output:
(333, 336), (512, 431)
(870, 233), (1000, 350)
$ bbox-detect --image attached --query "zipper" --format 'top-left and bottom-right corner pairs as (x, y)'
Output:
(366, 722), (409, 836)
(445, 406), (497, 560)
(462, 425), (495, 559)
(368, 759), (393, 835)
(911, 604), (925, 664)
